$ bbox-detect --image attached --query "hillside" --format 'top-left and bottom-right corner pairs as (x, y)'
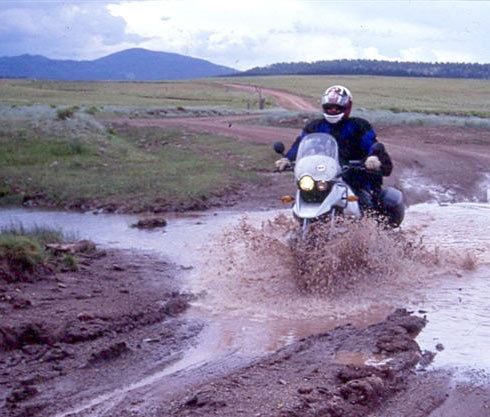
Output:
(0, 48), (238, 81)
(239, 59), (490, 79)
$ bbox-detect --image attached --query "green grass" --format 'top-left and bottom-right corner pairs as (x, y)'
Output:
(3, 76), (489, 117)
(0, 122), (275, 211)
(0, 234), (45, 268)
(217, 75), (490, 118)
(0, 79), (267, 109)
(0, 223), (74, 244)
(0, 225), (80, 279)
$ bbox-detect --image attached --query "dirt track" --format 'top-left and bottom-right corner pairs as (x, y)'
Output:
(111, 94), (490, 205)
(2, 85), (490, 417)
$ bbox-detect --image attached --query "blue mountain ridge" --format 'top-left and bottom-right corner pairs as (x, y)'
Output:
(0, 48), (239, 80)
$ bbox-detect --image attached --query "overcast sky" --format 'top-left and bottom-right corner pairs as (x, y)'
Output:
(0, 0), (488, 70)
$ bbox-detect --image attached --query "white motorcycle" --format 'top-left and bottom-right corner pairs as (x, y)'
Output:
(274, 133), (404, 238)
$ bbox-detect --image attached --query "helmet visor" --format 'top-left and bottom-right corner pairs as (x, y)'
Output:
(322, 104), (344, 115)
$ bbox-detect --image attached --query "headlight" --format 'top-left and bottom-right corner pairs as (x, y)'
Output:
(298, 175), (315, 191)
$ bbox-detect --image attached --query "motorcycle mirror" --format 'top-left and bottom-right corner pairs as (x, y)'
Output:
(273, 142), (285, 155)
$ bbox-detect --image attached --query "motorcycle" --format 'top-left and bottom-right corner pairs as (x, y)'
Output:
(274, 133), (404, 238)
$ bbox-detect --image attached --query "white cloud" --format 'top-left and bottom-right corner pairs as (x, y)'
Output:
(0, 0), (489, 68)
(399, 47), (476, 63)
(432, 49), (477, 63)
(361, 47), (391, 61)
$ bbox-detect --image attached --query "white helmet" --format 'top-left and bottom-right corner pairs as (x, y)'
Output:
(321, 85), (353, 124)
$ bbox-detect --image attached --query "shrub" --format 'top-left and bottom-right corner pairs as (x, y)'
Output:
(69, 138), (85, 155)
(85, 105), (99, 115)
(62, 254), (78, 271)
(56, 106), (79, 120)
(0, 234), (45, 271)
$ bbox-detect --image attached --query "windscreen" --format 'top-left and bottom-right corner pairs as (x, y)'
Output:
(295, 133), (340, 181)
(296, 133), (339, 161)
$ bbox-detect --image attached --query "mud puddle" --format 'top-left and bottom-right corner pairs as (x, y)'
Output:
(2, 202), (490, 392)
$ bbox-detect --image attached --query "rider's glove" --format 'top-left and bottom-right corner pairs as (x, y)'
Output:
(365, 155), (382, 171)
(275, 157), (291, 172)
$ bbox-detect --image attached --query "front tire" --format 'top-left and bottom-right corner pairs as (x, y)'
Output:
(301, 219), (310, 240)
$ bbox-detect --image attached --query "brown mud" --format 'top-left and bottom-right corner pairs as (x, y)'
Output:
(2, 86), (490, 417)
(119, 309), (429, 417)
(1, 247), (200, 417)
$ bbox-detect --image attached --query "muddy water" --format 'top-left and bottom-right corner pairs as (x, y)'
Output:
(1, 203), (490, 375)
(403, 203), (490, 371)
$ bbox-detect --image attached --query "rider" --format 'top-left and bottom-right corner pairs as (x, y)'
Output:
(275, 85), (393, 210)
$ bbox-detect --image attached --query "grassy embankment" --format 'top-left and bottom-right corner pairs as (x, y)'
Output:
(0, 224), (79, 281)
(0, 81), (276, 211)
(218, 75), (490, 118)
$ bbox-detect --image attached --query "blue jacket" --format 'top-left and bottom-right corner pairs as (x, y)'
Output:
(286, 117), (392, 191)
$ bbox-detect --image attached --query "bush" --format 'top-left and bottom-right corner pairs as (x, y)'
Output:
(85, 105), (99, 115)
(0, 234), (45, 271)
(56, 106), (79, 120)
(62, 254), (78, 271)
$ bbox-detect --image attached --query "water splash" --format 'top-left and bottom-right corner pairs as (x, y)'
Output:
(191, 214), (440, 322)
(290, 217), (438, 295)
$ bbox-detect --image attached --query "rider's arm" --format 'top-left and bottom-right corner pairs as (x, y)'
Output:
(371, 144), (393, 176)
(285, 133), (304, 161)
(355, 118), (392, 177)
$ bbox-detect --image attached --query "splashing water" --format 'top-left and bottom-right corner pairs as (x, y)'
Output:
(191, 213), (441, 322)
(290, 217), (439, 295)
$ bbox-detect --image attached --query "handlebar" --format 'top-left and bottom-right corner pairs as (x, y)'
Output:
(342, 160), (383, 176)
(274, 160), (382, 175)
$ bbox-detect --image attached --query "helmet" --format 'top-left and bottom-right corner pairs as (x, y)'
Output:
(321, 85), (352, 124)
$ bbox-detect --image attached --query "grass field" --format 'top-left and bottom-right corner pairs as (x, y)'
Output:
(0, 79), (272, 109)
(0, 111), (275, 211)
(2, 76), (490, 117)
(218, 75), (490, 118)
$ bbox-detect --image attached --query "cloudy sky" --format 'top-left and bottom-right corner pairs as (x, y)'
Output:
(0, 0), (488, 70)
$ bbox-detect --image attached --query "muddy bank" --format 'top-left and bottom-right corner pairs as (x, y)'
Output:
(0, 247), (201, 417)
(99, 309), (427, 417)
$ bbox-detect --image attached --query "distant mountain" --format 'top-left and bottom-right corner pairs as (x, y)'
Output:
(0, 48), (239, 80)
(238, 59), (490, 79)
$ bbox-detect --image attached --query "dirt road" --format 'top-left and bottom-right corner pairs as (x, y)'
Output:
(2, 85), (490, 417)
(112, 84), (490, 205)
(223, 83), (318, 112)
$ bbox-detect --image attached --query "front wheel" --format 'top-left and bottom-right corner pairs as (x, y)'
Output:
(301, 218), (310, 240)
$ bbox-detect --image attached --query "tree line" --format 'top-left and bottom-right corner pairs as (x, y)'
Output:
(238, 59), (490, 79)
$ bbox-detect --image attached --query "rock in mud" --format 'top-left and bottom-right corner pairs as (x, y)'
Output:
(88, 342), (130, 364)
(163, 294), (191, 316)
(6, 384), (39, 404)
(0, 323), (53, 351)
(131, 216), (167, 229)
(45, 240), (96, 254)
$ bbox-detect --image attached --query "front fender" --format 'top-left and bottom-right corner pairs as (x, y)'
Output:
(293, 184), (361, 219)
